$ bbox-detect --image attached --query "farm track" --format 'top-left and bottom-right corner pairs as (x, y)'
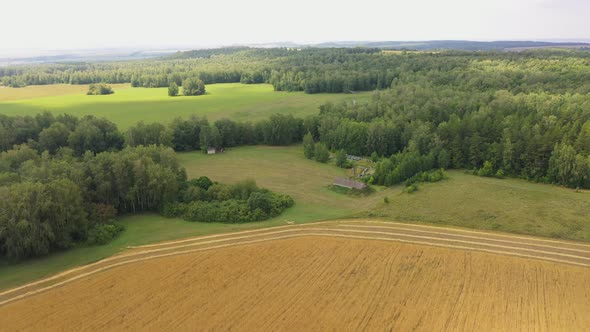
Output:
(1, 220), (589, 308)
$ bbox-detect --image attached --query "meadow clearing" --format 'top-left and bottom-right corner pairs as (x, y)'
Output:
(180, 145), (590, 241)
(2, 231), (589, 331)
(0, 83), (370, 129)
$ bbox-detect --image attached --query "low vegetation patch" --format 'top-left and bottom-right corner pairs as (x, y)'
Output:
(401, 169), (447, 193)
(86, 223), (125, 245)
(86, 84), (114, 95)
(162, 178), (294, 223)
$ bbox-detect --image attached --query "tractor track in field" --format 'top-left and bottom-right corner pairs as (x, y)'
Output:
(1, 220), (589, 307)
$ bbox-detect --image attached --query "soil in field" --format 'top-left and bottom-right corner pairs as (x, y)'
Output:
(1, 237), (589, 331)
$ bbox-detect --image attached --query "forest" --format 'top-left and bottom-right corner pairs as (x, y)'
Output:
(0, 112), (297, 261)
(2, 47), (589, 94)
(303, 87), (590, 189)
(2, 47), (590, 261)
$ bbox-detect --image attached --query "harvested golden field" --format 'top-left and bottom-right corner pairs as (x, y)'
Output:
(1, 221), (589, 331)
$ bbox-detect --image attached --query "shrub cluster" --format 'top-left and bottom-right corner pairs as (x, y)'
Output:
(87, 84), (114, 95)
(402, 169), (447, 193)
(86, 224), (125, 245)
(162, 178), (294, 223)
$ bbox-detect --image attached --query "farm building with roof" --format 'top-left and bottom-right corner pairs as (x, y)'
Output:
(333, 177), (368, 190)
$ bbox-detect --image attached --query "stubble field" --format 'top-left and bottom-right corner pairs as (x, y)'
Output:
(1, 221), (589, 331)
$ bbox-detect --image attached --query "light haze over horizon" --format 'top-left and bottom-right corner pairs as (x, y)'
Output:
(2, 0), (589, 54)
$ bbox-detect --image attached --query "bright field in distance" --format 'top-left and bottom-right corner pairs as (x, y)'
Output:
(0, 83), (371, 129)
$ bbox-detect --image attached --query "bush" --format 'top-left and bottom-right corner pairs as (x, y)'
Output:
(477, 161), (495, 177)
(207, 183), (233, 201)
(87, 84), (114, 95)
(314, 143), (330, 163)
(184, 200), (250, 223)
(405, 184), (418, 193)
(231, 179), (259, 200)
(86, 223), (124, 245)
(181, 186), (207, 203)
(247, 191), (273, 213)
(161, 202), (188, 217)
(182, 190), (293, 223)
(189, 176), (214, 190)
(370, 151), (379, 162)
(168, 82), (179, 96)
(182, 78), (206, 96)
(404, 169), (447, 186)
(335, 149), (349, 168)
(303, 132), (315, 159)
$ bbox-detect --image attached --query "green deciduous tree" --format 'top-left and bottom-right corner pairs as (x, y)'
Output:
(303, 132), (315, 159)
(314, 143), (329, 163)
(182, 78), (206, 96)
(168, 82), (179, 97)
(335, 149), (348, 168)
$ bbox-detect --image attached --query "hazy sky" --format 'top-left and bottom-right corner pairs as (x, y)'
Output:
(2, 0), (589, 51)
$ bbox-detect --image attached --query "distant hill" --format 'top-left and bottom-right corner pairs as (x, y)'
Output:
(3, 40), (590, 66)
(311, 40), (590, 51)
(0, 49), (177, 66)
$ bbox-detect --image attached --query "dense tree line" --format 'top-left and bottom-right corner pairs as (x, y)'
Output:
(0, 112), (299, 260)
(131, 113), (303, 150)
(302, 83), (590, 189)
(0, 113), (124, 155)
(2, 48), (589, 95)
(0, 112), (303, 155)
(0, 144), (293, 260)
(0, 145), (183, 260)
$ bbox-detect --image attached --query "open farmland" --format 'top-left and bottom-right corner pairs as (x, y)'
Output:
(2, 146), (589, 292)
(1, 221), (589, 331)
(0, 83), (370, 129)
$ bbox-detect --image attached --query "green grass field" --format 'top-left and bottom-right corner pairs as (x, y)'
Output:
(0, 83), (370, 129)
(180, 146), (590, 241)
(178, 146), (397, 221)
(368, 172), (590, 241)
(2, 145), (590, 290)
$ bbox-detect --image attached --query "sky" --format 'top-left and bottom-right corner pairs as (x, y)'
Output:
(2, 0), (589, 53)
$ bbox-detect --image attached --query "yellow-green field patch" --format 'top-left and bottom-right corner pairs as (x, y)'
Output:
(0, 83), (370, 129)
(0, 84), (131, 101)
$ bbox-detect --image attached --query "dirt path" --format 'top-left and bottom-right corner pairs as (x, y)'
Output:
(1, 220), (589, 308)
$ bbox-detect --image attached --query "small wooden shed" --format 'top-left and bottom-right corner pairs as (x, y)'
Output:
(333, 177), (368, 190)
